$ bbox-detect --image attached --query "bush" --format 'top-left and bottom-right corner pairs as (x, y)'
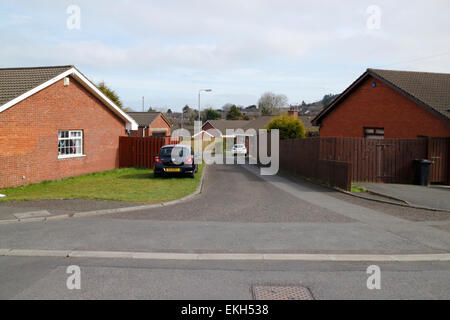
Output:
(265, 115), (306, 139)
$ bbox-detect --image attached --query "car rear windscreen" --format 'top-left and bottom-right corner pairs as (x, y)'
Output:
(160, 147), (190, 157)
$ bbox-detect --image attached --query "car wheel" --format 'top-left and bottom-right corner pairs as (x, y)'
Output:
(154, 172), (161, 178)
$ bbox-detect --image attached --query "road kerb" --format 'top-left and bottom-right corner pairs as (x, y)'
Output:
(6, 249), (70, 257)
(1, 249), (449, 262)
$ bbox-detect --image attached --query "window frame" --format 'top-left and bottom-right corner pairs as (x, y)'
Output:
(58, 130), (85, 159)
(363, 127), (385, 139)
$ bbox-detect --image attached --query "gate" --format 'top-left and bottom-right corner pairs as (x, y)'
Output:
(376, 142), (394, 183)
(427, 137), (450, 183)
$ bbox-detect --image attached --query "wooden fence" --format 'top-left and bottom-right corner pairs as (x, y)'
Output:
(279, 138), (352, 190)
(318, 137), (428, 183)
(119, 136), (180, 169)
(119, 135), (449, 188)
(278, 136), (449, 190)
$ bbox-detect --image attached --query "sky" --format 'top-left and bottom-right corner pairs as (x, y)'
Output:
(1, 0), (450, 112)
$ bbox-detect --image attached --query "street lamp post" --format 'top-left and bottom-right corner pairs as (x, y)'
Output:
(198, 89), (212, 122)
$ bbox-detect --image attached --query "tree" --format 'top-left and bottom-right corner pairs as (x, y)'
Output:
(222, 103), (234, 111)
(265, 114), (306, 140)
(322, 94), (339, 108)
(183, 105), (191, 113)
(204, 108), (221, 121)
(226, 105), (243, 120)
(188, 109), (199, 124)
(167, 109), (173, 114)
(258, 92), (288, 115)
(147, 106), (156, 112)
(96, 81), (125, 110)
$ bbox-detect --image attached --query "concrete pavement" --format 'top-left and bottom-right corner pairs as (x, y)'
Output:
(356, 182), (450, 211)
(0, 199), (138, 221)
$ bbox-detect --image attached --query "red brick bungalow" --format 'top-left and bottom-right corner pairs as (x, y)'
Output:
(0, 65), (138, 188)
(127, 112), (172, 137)
(312, 69), (450, 138)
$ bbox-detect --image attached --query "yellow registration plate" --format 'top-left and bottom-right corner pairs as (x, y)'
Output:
(165, 168), (181, 172)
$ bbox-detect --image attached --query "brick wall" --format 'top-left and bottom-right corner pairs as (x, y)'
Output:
(320, 75), (450, 138)
(0, 76), (127, 188)
(149, 114), (171, 136)
(130, 127), (146, 137)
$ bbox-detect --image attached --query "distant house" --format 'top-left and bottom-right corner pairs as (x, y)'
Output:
(127, 112), (172, 137)
(0, 65), (138, 188)
(199, 120), (252, 138)
(312, 69), (450, 138)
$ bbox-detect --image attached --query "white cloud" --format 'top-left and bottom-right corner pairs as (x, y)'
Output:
(3, 14), (32, 26)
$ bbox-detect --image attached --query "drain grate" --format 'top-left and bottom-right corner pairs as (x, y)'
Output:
(252, 285), (314, 300)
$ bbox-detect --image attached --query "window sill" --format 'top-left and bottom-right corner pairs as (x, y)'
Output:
(58, 154), (86, 160)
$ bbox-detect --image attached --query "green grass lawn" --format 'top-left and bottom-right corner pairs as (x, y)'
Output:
(0, 164), (204, 203)
(351, 184), (367, 193)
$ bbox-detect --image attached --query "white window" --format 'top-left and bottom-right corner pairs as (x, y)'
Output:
(58, 130), (84, 159)
(364, 127), (384, 139)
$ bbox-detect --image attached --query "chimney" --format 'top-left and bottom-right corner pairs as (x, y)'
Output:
(287, 107), (298, 118)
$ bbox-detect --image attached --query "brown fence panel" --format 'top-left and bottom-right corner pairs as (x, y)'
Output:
(317, 138), (427, 183)
(119, 136), (180, 169)
(277, 136), (442, 188)
(317, 160), (352, 191)
(279, 138), (351, 190)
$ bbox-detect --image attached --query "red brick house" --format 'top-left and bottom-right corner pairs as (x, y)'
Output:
(127, 112), (172, 137)
(0, 65), (138, 188)
(312, 69), (450, 138)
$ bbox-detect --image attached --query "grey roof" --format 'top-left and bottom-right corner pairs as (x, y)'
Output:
(313, 68), (450, 125)
(299, 115), (318, 129)
(369, 68), (450, 118)
(127, 112), (162, 127)
(0, 65), (74, 106)
(244, 116), (277, 130)
(207, 120), (250, 133)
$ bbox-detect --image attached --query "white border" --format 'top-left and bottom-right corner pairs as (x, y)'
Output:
(0, 67), (138, 131)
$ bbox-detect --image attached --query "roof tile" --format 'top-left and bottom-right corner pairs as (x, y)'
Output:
(0, 66), (73, 106)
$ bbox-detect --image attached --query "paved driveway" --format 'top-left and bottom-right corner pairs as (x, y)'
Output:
(357, 182), (450, 211)
(106, 164), (352, 223)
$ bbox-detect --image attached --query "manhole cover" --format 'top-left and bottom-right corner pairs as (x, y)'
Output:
(252, 285), (314, 300)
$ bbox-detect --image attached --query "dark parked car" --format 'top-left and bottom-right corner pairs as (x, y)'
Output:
(154, 144), (198, 178)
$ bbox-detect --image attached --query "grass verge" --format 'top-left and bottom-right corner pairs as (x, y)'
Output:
(351, 184), (367, 193)
(0, 164), (204, 203)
